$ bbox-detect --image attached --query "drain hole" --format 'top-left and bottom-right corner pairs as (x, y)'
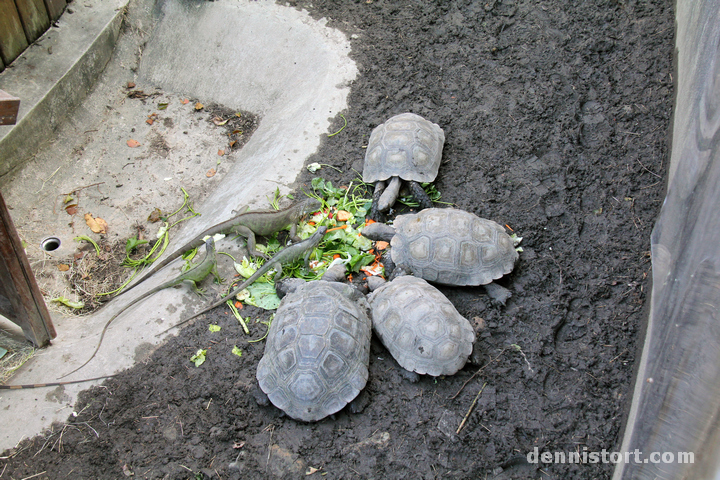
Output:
(41, 237), (61, 252)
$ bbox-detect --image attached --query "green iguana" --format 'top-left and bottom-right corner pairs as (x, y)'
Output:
(120, 197), (321, 297)
(158, 225), (328, 335)
(60, 238), (220, 379)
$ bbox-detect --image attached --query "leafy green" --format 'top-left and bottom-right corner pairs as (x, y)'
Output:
(227, 302), (250, 334)
(397, 182), (446, 207)
(119, 188), (200, 272)
(244, 283), (281, 310)
(233, 257), (275, 283)
(190, 349), (207, 367)
(232, 345), (243, 357)
(233, 257), (258, 279)
(51, 297), (85, 309)
(348, 253), (376, 272)
(267, 186), (283, 210)
(248, 314), (274, 343)
(76, 235), (102, 255)
(208, 324), (221, 333)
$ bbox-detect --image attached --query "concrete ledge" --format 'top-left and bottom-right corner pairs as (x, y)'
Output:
(0, 0), (127, 180)
(0, 0), (356, 452)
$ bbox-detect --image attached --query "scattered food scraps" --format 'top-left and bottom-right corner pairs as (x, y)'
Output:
(336, 210), (352, 222)
(360, 262), (384, 276)
(127, 139), (141, 148)
(190, 349), (207, 367)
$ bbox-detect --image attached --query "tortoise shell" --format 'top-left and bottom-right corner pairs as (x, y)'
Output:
(390, 208), (518, 286)
(256, 281), (371, 422)
(363, 113), (445, 183)
(368, 275), (475, 376)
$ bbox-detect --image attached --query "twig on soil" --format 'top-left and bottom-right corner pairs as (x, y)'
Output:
(610, 348), (628, 363)
(79, 422), (100, 438)
(266, 424), (276, 471)
(52, 182), (106, 214)
(451, 348), (507, 400)
(635, 157), (661, 178)
(639, 180), (661, 190)
(35, 165), (62, 195)
(456, 382), (487, 434)
(510, 344), (534, 373)
(19, 471), (47, 480)
(543, 254), (563, 298)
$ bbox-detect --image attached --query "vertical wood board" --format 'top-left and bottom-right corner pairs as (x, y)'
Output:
(43, 0), (65, 21)
(0, 0), (29, 65)
(0, 192), (55, 346)
(14, 0), (50, 44)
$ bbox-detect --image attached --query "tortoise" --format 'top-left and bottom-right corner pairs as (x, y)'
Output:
(367, 275), (475, 377)
(256, 279), (372, 422)
(363, 113), (445, 219)
(362, 208), (518, 305)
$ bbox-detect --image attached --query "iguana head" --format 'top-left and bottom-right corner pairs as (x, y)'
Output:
(299, 197), (322, 215)
(204, 237), (215, 252)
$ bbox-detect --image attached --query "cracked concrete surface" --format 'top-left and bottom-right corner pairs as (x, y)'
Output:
(0, 0), (356, 451)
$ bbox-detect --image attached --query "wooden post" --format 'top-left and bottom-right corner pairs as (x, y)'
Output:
(0, 191), (56, 346)
(0, 93), (55, 346)
(0, 90), (21, 126)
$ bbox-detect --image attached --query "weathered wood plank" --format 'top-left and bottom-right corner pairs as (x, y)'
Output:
(43, 0), (66, 22)
(0, 90), (21, 126)
(0, 191), (56, 346)
(0, 0), (29, 65)
(14, 0), (50, 44)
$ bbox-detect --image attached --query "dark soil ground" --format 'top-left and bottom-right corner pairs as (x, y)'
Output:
(1, 0), (674, 478)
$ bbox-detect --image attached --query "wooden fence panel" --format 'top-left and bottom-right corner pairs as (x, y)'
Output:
(0, 0), (29, 66)
(43, 0), (65, 21)
(15, 0), (50, 44)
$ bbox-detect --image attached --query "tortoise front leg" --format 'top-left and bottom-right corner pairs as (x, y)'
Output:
(408, 180), (433, 210)
(377, 176), (402, 212)
(369, 180), (387, 221)
(483, 281), (512, 306)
